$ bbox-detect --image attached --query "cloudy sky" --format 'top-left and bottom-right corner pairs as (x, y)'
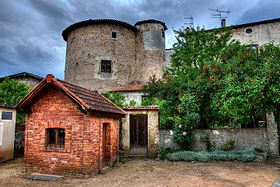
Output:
(0, 0), (279, 79)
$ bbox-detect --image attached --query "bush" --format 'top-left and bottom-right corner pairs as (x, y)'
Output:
(159, 148), (174, 160)
(166, 150), (255, 162)
(222, 139), (235, 151)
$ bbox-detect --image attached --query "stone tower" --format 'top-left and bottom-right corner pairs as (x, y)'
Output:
(134, 20), (166, 83)
(62, 19), (167, 92)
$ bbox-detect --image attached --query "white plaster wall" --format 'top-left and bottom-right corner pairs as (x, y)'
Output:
(231, 22), (280, 45)
(122, 92), (144, 106)
(0, 107), (16, 162)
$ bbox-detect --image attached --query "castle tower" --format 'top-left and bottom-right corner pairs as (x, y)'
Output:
(62, 19), (167, 92)
(134, 20), (167, 84)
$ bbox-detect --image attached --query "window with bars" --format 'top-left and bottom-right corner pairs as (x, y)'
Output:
(101, 60), (112, 73)
(46, 128), (65, 148)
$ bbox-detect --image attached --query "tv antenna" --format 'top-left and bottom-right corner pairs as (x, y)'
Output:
(209, 8), (230, 27)
(184, 15), (194, 28)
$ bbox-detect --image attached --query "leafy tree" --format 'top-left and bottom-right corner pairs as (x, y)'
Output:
(103, 92), (127, 108)
(0, 78), (30, 125)
(0, 78), (30, 106)
(144, 26), (280, 149)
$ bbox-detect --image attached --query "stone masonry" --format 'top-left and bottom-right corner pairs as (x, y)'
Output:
(63, 19), (166, 92)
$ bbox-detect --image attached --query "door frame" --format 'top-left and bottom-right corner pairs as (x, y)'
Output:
(129, 114), (148, 156)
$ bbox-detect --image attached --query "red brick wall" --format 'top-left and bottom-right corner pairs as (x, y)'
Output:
(24, 87), (120, 174)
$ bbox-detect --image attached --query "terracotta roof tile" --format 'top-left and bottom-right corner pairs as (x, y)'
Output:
(16, 74), (125, 116)
(110, 84), (144, 92)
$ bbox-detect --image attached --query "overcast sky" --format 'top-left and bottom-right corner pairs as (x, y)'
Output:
(0, 0), (279, 79)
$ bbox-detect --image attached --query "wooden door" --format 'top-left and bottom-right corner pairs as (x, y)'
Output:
(130, 114), (148, 155)
(102, 123), (110, 166)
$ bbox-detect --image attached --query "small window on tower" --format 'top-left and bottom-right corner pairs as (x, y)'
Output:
(161, 30), (165, 38)
(101, 60), (112, 73)
(112, 32), (117, 38)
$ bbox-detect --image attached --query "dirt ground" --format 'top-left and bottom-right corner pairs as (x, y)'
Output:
(0, 159), (279, 187)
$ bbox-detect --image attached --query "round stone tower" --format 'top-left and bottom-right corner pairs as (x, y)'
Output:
(62, 19), (137, 92)
(134, 20), (167, 83)
(62, 19), (167, 92)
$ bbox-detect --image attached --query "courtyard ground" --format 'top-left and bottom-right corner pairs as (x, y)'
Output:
(0, 158), (279, 187)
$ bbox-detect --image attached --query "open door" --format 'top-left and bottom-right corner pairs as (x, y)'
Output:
(130, 114), (148, 156)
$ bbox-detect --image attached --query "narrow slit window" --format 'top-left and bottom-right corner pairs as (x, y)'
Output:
(101, 60), (112, 73)
(112, 32), (117, 38)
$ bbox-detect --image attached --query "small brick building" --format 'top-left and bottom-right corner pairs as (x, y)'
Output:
(16, 74), (125, 174)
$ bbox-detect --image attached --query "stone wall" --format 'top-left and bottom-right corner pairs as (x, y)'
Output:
(24, 87), (120, 174)
(266, 113), (279, 157)
(160, 128), (268, 152)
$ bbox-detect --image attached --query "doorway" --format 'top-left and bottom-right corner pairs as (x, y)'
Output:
(129, 114), (148, 155)
(102, 123), (111, 166)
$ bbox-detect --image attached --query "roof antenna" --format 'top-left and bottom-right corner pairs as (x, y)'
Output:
(209, 8), (230, 27)
(184, 15), (194, 28)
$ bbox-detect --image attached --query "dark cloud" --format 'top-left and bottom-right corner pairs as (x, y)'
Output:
(238, 0), (280, 23)
(0, 0), (279, 79)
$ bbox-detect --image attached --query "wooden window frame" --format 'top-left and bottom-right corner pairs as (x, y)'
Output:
(46, 128), (65, 149)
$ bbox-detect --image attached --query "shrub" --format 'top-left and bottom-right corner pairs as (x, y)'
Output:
(222, 139), (235, 151)
(166, 150), (255, 162)
(159, 148), (174, 160)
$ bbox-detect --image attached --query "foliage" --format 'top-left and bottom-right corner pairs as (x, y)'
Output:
(0, 78), (30, 106)
(144, 26), (280, 148)
(104, 93), (139, 108)
(202, 134), (214, 152)
(159, 147), (174, 160)
(0, 78), (30, 125)
(129, 100), (137, 106)
(222, 139), (235, 151)
(142, 97), (174, 129)
(166, 150), (256, 162)
(103, 92), (127, 108)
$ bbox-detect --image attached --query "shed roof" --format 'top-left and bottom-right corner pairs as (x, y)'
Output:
(16, 74), (125, 116)
(0, 104), (15, 109)
(0, 72), (43, 81)
(110, 84), (144, 93)
(125, 106), (159, 111)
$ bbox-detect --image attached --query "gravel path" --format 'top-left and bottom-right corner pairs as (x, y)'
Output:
(0, 159), (279, 187)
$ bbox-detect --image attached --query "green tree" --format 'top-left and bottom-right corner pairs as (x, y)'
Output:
(144, 26), (280, 148)
(103, 92), (127, 108)
(0, 78), (30, 125)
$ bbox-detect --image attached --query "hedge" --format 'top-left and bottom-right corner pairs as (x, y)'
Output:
(166, 150), (256, 162)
